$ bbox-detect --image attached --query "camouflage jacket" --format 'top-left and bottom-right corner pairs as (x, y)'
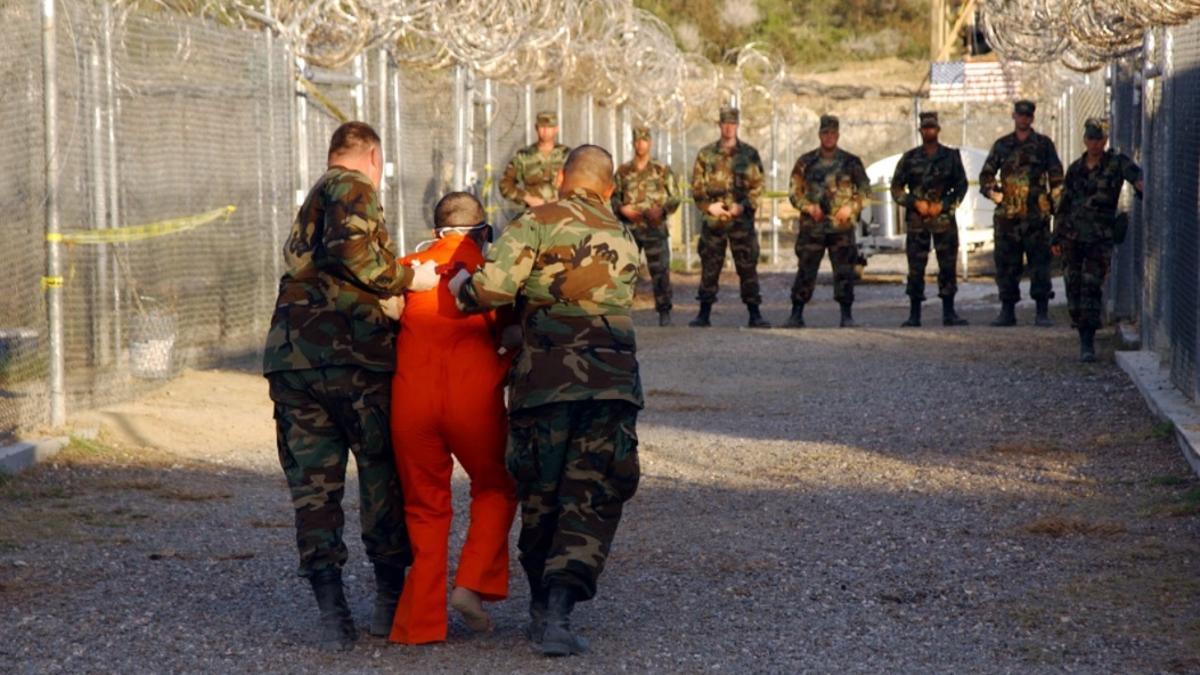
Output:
(499, 143), (571, 206)
(890, 143), (969, 233)
(1053, 150), (1142, 244)
(691, 140), (764, 225)
(979, 130), (1064, 224)
(263, 167), (411, 375)
(612, 158), (681, 232)
(454, 187), (643, 412)
(789, 147), (871, 233)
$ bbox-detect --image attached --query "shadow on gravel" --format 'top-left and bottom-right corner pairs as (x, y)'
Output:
(1, 436), (1198, 673)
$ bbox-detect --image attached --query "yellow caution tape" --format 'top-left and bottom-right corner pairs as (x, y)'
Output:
(297, 76), (349, 124)
(51, 205), (237, 245)
(41, 276), (63, 289)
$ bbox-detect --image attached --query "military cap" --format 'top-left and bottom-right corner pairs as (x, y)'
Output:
(919, 111), (940, 129)
(1013, 100), (1036, 116)
(632, 125), (651, 141)
(535, 110), (557, 127)
(718, 105), (740, 123)
(819, 114), (839, 132)
(1084, 117), (1109, 140)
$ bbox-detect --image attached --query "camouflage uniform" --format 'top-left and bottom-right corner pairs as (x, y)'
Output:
(500, 112), (571, 208)
(1053, 147), (1141, 330)
(979, 110), (1064, 306)
(263, 166), (413, 578)
(613, 129), (681, 314)
(788, 141), (870, 306)
(891, 140), (969, 301)
(454, 186), (643, 602)
(690, 136), (765, 306)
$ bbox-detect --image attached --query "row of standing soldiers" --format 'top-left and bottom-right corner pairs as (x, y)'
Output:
(500, 101), (1143, 361)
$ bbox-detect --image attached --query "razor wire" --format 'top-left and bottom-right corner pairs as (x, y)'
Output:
(981, 0), (1200, 70)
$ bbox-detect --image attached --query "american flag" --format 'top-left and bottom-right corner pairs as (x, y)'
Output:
(929, 61), (1017, 103)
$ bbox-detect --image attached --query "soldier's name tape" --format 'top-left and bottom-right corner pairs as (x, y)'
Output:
(46, 205), (237, 246)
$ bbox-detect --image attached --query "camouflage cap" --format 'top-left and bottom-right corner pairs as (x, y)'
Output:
(718, 105), (740, 123)
(536, 110), (558, 127)
(1014, 99), (1036, 116)
(819, 114), (839, 132)
(919, 111), (940, 129)
(632, 125), (651, 141)
(1084, 117), (1109, 140)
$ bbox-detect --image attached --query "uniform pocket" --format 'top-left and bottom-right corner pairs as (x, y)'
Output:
(608, 420), (641, 502)
(505, 416), (542, 490)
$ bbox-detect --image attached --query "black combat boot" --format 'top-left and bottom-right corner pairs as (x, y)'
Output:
(368, 563), (406, 637)
(942, 296), (968, 326)
(1079, 327), (1097, 363)
(783, 301), (806, 328)
(541, 584), (588, 656)
(901, 297), (921, 327)
(839, 302), (856, 328)
(990, 301), (1017, 327)
(1034, 298), (1054, 327)
(688, 302), (712, 327)
(525, 570), (549, 644)
(309, 568), (357, 652)
(746, 304), (771, 328)
(658, 309), (672, 327)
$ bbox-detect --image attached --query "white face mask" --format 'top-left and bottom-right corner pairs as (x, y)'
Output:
(435, 224), (490, 239)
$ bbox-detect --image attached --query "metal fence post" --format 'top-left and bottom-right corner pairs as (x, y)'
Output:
(41, 0), (65, 426)
(524, 83), (533, 146)
(770, 103), (779, 266)
(453, 63), (467, 191)
(101, 0), (123, 365)
(390, 60), (407, 253)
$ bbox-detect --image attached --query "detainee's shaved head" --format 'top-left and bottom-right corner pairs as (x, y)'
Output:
(434, 191), (485, 228)
(561, 145), (614, 194)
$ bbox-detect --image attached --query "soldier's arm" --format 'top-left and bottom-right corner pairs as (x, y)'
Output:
(610, 170), (627, 219)
(1044, 138), (1065, 210)
(1121, 154), (1145, 194)
(788, 157), (811, 211)
(742, 149), (765, 212)
(848, 157), (870, 219)
(691, 155), (712, 212)
(455, 213), (538, 313)
(498, 157), (526, 206)
(323, 176), (414, 295)
(890, 154), (913, 208)
(943, 151), (969, 212)
(979, 142), (1002, 197)
(662, 165), (682, 215)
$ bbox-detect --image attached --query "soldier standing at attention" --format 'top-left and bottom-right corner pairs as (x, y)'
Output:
(979, 99), (1064, 327)
(786, 114), (870, 328)
(449, 146), (643, 657)
(688, 105), (770, 328)
(262, 122), (439, 651)
(1051, 118), (1143, 362)
(890, 111), (970, 327)
(500, 111), (571, 209)
(613, 125), (681, 326)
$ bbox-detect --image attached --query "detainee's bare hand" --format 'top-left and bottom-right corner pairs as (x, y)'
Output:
(989, 190), (1004, 205)
(379, 295), (405, 321)
(927, 202), (944, 218)
(619, 205), (643, 222)
(806, 204), (824, 221)
(833, 205), (853, 225)
(914, 200), (930, 216)
(705, 203), (728, 218)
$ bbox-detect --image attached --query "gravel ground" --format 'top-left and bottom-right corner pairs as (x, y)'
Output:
(2, 269), (1200, 674)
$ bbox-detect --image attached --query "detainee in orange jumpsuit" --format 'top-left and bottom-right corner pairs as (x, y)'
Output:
(388, 193), (518, 644)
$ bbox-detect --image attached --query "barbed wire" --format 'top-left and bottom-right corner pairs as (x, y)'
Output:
(981, 0), (1200, 71)
(105, 0), (767, 127)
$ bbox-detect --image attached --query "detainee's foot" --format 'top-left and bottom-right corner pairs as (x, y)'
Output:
(450, 587), (494, 633)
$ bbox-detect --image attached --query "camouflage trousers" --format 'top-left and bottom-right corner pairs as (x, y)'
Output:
(792, 227), (857, 305)
(697, 217), (762, 306)
(994, 218), (1054, 303)
(632, 226), (673, 312)
(507, 400), (640, 601)
(906, 227), (959, 300)
(1062, 240), (1112, 330)
(268, 367), (412, 577)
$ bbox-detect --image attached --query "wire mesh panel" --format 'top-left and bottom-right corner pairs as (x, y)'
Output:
(0, 0), (47, 439)
(1164, 22), (1200, 398)
(393, 67), (456, 254)
(1141, 32), (1170, 370)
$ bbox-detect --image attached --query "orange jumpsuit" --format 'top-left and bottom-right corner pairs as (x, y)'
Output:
(388, 233), (517, 644)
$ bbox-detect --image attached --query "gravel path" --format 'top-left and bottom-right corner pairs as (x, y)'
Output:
(2, 270), (1199, 674)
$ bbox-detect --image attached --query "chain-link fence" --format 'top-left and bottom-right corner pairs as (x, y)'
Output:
(1109, 20), (1200, 400)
